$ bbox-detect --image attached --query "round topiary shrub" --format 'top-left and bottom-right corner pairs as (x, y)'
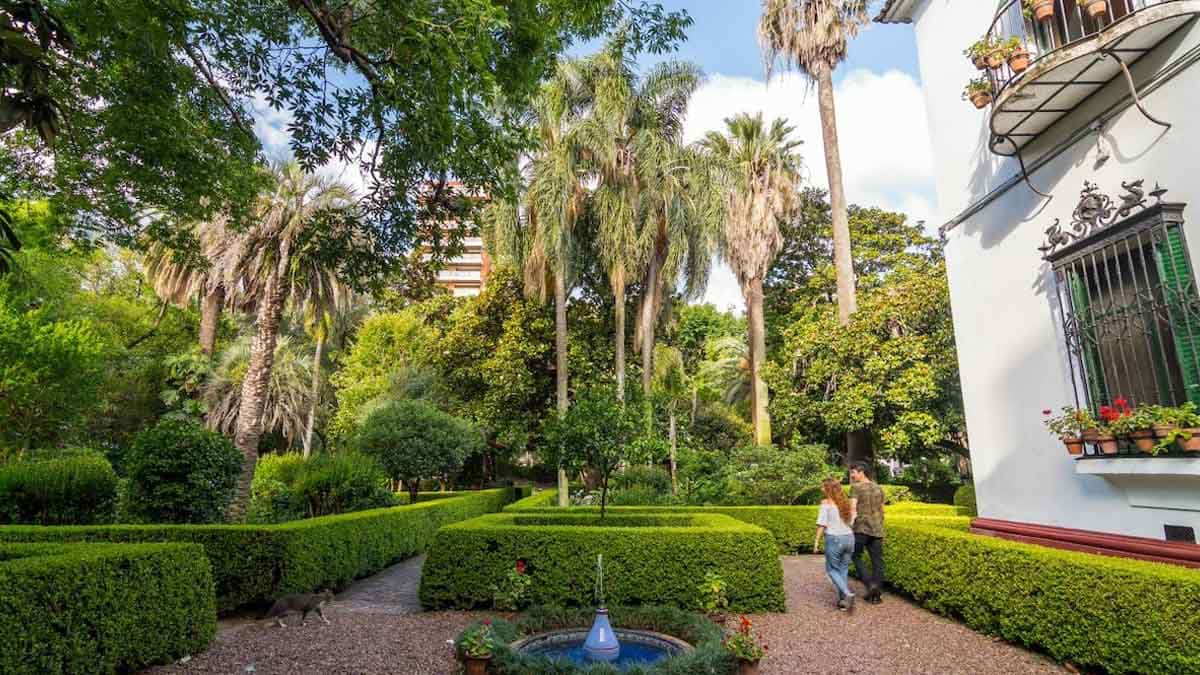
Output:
(352, 398), (483, 502)
(123, 418), (241, 524)
(953, 483), (977, 517)
(0, 451), (118, 524)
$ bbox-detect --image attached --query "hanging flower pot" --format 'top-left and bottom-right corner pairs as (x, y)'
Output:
(1008, 47), (1031, 73)
(964, 77), (994, 109)
(1081, 0), (1109, 19)
(1026, 0), (1057, 23)
(1060, 435), (1085, 455)
(986, 49), (1006, 70)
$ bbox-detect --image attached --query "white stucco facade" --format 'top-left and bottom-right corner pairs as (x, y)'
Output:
(884, 1), (1200, 540)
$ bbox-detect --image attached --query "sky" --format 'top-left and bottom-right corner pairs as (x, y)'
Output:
(252, 2), (937, 314)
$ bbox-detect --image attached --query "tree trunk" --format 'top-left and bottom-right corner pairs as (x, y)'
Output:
(409, 481), (420, 505)
(199, 282), (224, 357)
(668, 409), (678, 496)
(613, 268), (626, 402)
(746, 277), (771, 446)
(226, 270), (285, 522)
(302, 334), (324, 458)
(818, 66), (857, 325)
(555, 260), (570, 508)
(845, 429), (873, 476)
(640, 251), (659, 398)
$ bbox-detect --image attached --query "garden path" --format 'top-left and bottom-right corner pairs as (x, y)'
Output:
(151, 556), (1067, 674)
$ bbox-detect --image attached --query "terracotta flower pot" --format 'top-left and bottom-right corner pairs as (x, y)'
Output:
(1128, 429), (1156, 453)
(1096, 433), (1119, 455)
(1061, 435), (1085, 456)
(1182, 429), (1200, 452)
(1084, 0), (1108, 19)
(973, 54), (988, 70)
(986, 50), (1006, 70)
(1008, 49), (1031, 73)
(1031, 0), (1056, 22)
(738, 659), (761, 675)
(463, 655), (491, 675)
(969, 91), (993, 109)
(1153, 423), (1176, 439)
(1082, 428), (1100, 443)
(709, 612), (727, 627)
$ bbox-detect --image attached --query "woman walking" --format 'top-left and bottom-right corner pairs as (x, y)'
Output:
(814, 477), (857, 611)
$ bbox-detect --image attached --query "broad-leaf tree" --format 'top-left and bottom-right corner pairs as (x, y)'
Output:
(540, 386), (638, 518)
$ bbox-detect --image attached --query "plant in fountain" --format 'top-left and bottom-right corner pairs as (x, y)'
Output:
(539, 386), (638, 518)
(697, 571), (730, 625)
(458, 617), (498, 675)
(493, 560), (532, 611)
(724, 616), (768, 674)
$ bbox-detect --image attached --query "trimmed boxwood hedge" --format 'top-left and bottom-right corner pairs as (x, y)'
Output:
(886, 519), (1200, 675)
(459, 605), (736, 675)
(420, 512), (786, 612)
(502, 488), (558, 511)
(0, 542), (215, 673)
(0, 487), (520, 610)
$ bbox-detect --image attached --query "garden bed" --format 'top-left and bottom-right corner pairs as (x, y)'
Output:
(0, 487), (525, 611)
(0, 542), (215, 674)
(419, 511), (786, 612)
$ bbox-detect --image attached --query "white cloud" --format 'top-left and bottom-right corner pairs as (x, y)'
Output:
(687, 69), (938, 312)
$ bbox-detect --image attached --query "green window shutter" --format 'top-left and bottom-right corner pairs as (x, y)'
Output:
(1154, 226), (1200, 405)
(1067, 270), (1109, 408)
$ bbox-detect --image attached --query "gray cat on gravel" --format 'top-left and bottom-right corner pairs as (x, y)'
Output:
(263, 589), (334, 627)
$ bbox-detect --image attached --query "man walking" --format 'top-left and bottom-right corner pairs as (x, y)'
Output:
(849, 462), (885, 604)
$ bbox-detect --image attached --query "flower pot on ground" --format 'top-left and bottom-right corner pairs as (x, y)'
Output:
(458, 618), (497, 675)
(738, 659), (761, 675)
(964, 77), (994, 109)
(724, 616), (767, 675)
(1081, 0), (1109, 19)
(1026, 0), (1057, 22)
(464, 655), (491, 675)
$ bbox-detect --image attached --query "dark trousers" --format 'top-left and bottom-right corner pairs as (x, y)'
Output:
(852, 533), (885, 594)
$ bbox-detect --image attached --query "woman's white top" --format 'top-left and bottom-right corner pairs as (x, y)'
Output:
(816, 501), (855, 537)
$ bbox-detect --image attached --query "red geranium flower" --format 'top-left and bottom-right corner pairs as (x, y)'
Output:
(1042, 409), (1053, 416)
(516, 560), (526, 575)
(482, 617), (491, 626)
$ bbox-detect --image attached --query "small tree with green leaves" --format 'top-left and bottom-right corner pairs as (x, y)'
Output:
(540, 386), (639, 518)
(352, 398), (483, 502)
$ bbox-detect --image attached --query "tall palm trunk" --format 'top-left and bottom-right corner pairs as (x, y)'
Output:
(227, 269), (284, 522)
(554, 258), (570, 508)
(302, 334), (324, 458)
(746, 276), (771, 446)
(668, 407), (678, 496)
(817, 66), (869, 469)
(199, 282), (224, 357)
(613, 267), (626, 402)
(640, 251), (660, 398)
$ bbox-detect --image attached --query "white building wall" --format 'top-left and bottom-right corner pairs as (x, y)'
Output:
(905, 1), (1200, 539)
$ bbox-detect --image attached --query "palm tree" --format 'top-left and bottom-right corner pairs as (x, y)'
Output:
(144, 217), (232, 356)
(759, 0), (868, 325)
(760, 0), (873, 466)
(298, 286), (359, 457)
(699, 113), (802, 446)
(203, 333), (316, 447)
(216, 161), (356, 520)
(697, 336), (753, 409)
(651, 344), (688, 495)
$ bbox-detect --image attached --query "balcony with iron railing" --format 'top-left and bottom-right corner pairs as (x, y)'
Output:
(966, 0), (1200, 160)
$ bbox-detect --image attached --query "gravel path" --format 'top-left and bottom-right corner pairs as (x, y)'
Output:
(150, 555), (1065, 674)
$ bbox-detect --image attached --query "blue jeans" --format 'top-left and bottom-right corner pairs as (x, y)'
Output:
(824, 533), (855, 600)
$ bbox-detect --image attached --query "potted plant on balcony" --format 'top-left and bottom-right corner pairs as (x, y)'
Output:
(1043, 406), (1096, 455)
(1078, 0), (1109, 20)
(1024, 0), (1057, 23)
(1004, 37), (1032, 73)
(1153, 402), (1200, 452)
(1095, 402), (1126, 455)
(1108, 400), (1156, 453)
(964, 37), (1000, 71)
(724, 616), (768, 675)
(458, 617), (497, 675)
(964, 77), (994, 109)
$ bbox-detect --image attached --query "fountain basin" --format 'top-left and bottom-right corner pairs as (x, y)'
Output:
(511, 628), (693, 671)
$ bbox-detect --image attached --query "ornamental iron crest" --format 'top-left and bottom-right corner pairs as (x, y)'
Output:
(1039, 180), (1169, 258)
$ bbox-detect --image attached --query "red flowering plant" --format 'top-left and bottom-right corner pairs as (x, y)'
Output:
(492, 559), (532, 611)
(723, 616), (768, 663)
(459, 617), (497, 659)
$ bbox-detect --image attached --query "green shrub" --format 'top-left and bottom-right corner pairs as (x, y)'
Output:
(608, 486), (682, 506)
(462, 605), (736, 674)
(613, 465), (671, 493)
(798, 482), (916, 506)
(0, 542), (215, 673)
(0, 487), (517, 610)
(248, 452), (395, 523)
(503, 488), (557, 511)
(123, 418), (241, 524)
(352, 398), (483, 502)
(0, 454), (117, 524)
(884, 502), (959, 517)
(419, 512), (786, 612)
(953, 484), (977, 516)
(721, 444), (835, 505)
(886, 519), (1200, 674)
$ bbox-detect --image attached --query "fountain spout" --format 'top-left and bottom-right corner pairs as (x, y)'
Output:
(582, 554), (620, 662)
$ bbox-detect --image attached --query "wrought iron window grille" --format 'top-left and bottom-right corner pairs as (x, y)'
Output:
(1045, 181), (1199, 455)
